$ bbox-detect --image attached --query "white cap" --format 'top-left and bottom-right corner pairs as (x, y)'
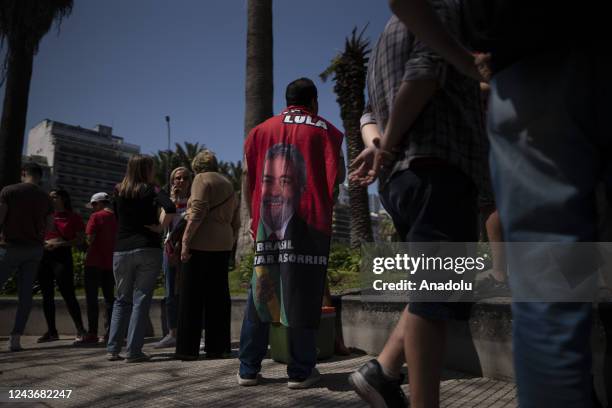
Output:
(86, 192), (110, 208)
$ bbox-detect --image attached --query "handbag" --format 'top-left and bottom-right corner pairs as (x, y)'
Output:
(164, 192), (235, 266)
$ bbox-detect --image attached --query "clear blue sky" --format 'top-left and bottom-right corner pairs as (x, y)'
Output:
(1, 0), (391, 165)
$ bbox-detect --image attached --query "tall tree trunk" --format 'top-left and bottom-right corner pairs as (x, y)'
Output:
(344, 109), (374, 249)
(243, 0), (273, 137)
(236, 0), (274, 264)
(0, 42), (34, 189)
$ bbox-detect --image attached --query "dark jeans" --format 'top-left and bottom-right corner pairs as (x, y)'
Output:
(379, 165), (478, 320)
(38, 247), (85, 334)
(84, 266), (115, 336)
(0, 244), (44, 335)
(176, 250), (231, 357)
(239, 289), (317, 379)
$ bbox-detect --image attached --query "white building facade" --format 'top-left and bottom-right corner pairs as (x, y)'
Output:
(27, 120), (140, 212)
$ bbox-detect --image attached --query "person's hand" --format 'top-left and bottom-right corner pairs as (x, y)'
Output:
(349, 146), (377, 185)
(349, 146), (394, 186)
(474, 53), (492, 82)
(181, 245), (191, 263)
(144, 224), (160, 233)
(456, 52), (491, 83)
(171, 185), (181, 199)
(44, 241), (59, 251)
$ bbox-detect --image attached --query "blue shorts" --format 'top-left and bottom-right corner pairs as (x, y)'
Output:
(379, 165), (478, 321)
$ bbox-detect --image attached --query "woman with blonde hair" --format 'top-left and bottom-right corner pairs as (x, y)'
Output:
(175, 149), (240, 360)
(106, 154), (176, 362)
(154, 166), (192, 349)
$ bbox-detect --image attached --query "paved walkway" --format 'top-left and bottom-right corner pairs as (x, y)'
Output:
(0, 336), (517, 407)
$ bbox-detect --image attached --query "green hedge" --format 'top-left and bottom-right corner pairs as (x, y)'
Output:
(228, 244), (361, 296)
(2, 244), (363, 296)
(1, 248), (86, 295)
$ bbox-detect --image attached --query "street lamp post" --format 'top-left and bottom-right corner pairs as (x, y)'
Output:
(165, 115), (171, 185)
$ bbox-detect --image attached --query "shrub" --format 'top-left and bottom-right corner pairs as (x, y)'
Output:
(327, 244), (361, 293)
(72, 249), (86, 288)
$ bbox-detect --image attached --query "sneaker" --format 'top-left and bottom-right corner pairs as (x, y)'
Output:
(236, 372), (260, 386)
(349, 359), (408, 408)
(106, 352), (124, 361)
(154, 334), (176, 349)
(287, 368), (321, 389)
(8, 335), (22, 352)
(125, 353), (151, 363)
(37, 332), (59, 343)
(73, 334), (99, 345)
(474, 275), (510, 299)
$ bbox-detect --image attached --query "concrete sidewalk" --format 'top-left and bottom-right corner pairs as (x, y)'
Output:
(0, 336), (517, 407)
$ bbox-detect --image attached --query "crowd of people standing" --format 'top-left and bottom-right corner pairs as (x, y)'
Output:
(1, 0), (611, 406)
(0, 149), (239, 364)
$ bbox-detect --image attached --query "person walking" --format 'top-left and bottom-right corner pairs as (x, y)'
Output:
(106, 155), (175, 363)
(77, 192), (117, 345)
(154, 167), (192, 349)
(0, 162), (52, 351)
(37, 188), (87, 344)
(237, 78), (344, 389)
(175, 150), (239, 360)
(387, 0), (606, 406)
(348, 7), (490, 406)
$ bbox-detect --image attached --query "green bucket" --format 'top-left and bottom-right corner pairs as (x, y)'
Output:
(269, 307), (336, 363)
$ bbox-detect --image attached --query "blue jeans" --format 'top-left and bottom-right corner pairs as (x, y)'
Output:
(239, 289), (317, 380)
(0, 244), (43, 335)
(107, 248), (161, 357)
(162, 253), (178, 330)
(488, 47), (611, 407)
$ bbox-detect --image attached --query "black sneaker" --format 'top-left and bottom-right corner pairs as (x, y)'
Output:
(37, 332), (59, 343)
(348, 359), (408, 408)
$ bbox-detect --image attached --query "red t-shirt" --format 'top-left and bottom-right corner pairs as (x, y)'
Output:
(45, 211), (85, 241)
(85, 209), (118, 270)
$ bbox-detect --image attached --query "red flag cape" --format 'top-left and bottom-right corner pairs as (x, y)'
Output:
(244, 106), (343, 328)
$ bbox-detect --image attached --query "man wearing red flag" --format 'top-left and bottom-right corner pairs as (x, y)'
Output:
(238, 78), (344, 389)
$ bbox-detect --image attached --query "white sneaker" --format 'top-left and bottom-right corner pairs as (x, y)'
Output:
(236, 372), (260, 386)
(8, 335), (22, 352)
(154, 334), (176, 349)
(288, 368), (321, 389)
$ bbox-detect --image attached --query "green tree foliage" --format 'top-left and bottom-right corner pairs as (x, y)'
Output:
(152, 142), (242, 191)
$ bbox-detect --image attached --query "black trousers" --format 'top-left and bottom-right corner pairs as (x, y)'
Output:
(84, 266), (115, 336)
(38, 248), (85, 334)
(176, 250), (231, 358)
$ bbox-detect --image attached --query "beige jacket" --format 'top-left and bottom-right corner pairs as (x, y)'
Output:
(185, 172), (240, 251)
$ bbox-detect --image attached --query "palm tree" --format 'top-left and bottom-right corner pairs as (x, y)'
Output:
(0, 0), (73, 189)
(175, 141), (203, 169)
(237, 0), (274, 262)
(152, 150), (178, 187)
(218, 159), (242, 192)
(244, 0), (273, 137)
(321, 27), (374, 248)
(152, 142), (205, 187)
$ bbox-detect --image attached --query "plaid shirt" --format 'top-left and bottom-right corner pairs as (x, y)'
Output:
(362, 2), (493, 207)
